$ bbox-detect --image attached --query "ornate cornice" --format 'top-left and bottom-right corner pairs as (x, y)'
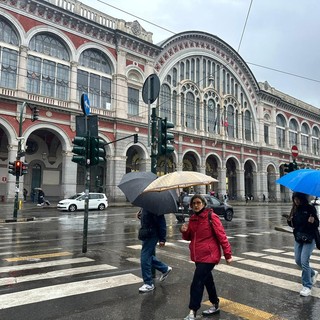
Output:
(0, 0), (160, 58)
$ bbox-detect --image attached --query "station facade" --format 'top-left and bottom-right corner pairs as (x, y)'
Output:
(1, 0), (320, 203)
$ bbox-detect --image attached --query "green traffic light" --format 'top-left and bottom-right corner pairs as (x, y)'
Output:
(72, 136), (88, 166)
(90, 137), (106, 166)
(158, 118), (175, 156)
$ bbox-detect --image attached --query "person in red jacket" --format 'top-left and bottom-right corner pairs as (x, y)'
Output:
(180, 194), (232, 320)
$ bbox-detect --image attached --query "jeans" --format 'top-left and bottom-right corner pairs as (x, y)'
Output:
(294, 240), (316, 289)
(140, 237), (168, 285)
(189, 262), (218, 312)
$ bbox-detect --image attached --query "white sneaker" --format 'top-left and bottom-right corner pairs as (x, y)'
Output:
(300, 286), (311, 297)
(139, 283), (154, 293)
(159, 266), (172, 282)
(184, 313), (195, 320)
(312, 271), (318, 285)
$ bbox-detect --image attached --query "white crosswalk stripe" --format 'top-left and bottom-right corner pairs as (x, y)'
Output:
(0, 273), (141, 310)
(0, 253), (142, 310)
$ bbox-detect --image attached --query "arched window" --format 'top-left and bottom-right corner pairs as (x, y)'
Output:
(0, 18), (19, 88)
(186, 91), (195, 129)
(312, 126), (320, 156)
(77, 49), (112, 109)
(301, 123), (310, 152)
(27, 33), (70, 99)
(227, 104), (234, 138)
(207, 99), (216, 133)
(159, 84), (171, 121)
(289, 118), (298, 146)
(244, 110), (252, 141)
(276, 114), (286, 148)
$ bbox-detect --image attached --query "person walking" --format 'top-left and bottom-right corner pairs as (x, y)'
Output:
(286, 192), (319, 297)
(23, 188), (28, 202)
(180, 194), (232, 320)
(137, 208), (172, 293)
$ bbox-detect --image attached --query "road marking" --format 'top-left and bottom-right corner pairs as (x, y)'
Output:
(0, 247), (63, 256)
(203, 297), (286, 320)
(0, 257), (94, 273)
(215, 264), (320, 298)
(0, 273), (142, 310)
(0, 264), (117, 286)
(3, 251), (72, 262)
(262, 249), (285, 253)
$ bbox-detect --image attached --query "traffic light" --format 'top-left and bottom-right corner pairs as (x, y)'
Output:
(32, 107), (39, 122)
(8, 161), (16, 176)
(90, 137), (106, 166)
(15, 160), (22, 176)
(134, 134), (138, 144)
(158, 118), (175, 156)
(72, 136), (88, 166)
(293, 160), (299, 171)
(21, 162), (28, 176)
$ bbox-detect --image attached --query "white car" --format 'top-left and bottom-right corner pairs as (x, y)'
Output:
(57, 193), (108, 212)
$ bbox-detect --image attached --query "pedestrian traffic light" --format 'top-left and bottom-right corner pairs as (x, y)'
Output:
(72, 136), (88, 166)
(21, 162), (28, 176)
(32, 107), (39, 122)
(8, 161), (16, 176)
(158, 118), (175, 156)
(15, 160), (22, 176)
(90, 137), (106, 166)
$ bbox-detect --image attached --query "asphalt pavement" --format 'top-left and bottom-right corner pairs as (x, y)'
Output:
(0, 200), (293, 234)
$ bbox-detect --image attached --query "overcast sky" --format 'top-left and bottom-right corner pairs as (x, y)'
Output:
(81, 0), (320, 108)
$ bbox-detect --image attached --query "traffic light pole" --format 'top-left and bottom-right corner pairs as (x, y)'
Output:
(151, 107), (157, 174)
(82, 129), (90, 254)
(13, 102), (27, 219)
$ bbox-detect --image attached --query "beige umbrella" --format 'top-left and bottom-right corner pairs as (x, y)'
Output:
(143, 171), (218, 192)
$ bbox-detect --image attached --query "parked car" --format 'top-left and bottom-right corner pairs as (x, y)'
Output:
(57, 193), (108, 212)
(175, 194), (234, 222)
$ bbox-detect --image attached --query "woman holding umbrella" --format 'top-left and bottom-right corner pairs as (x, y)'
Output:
(286, 192), (319, 297)
(180, 194), (232, 320)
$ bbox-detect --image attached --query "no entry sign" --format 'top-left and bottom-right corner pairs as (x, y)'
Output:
(291, 145), (298, 158)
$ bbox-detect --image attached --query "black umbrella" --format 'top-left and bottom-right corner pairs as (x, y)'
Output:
(118, 172), (178, 215)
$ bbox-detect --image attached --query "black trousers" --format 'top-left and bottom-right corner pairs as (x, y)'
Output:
(188, 262), (218, 312)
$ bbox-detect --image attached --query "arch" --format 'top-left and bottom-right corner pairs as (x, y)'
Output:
(76, 43), (116, 71)
(0, 12), (24, 45)
(25, 26), (76, 61)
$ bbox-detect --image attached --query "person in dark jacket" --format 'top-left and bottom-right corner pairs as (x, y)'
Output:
(180, 194), (232, 320)
(287, 192), (319, 297)
(138, 208), (172, 293)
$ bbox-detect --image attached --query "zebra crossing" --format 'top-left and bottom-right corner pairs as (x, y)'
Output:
(128, 241), (320, 299)
(1, 232), (320, 316)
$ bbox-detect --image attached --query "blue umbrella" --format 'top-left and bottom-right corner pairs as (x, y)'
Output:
(118, 172), (178, 215)
(276, 169), (320, 197)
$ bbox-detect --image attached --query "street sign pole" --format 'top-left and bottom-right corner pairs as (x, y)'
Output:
(142, 74), (160, 175)
(81, 93), (90, 254)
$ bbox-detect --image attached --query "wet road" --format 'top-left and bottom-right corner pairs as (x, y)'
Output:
(1, 204), (320, 320)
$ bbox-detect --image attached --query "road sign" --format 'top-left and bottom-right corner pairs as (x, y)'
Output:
(81, 93), (90, 115)
(291, 145), (298, 158)
(142, 74), (160, 104)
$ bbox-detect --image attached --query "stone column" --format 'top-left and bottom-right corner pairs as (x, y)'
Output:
(60, 151), (77, 198)
(237, 168), (245, 200)
(17, 46), (28, 97)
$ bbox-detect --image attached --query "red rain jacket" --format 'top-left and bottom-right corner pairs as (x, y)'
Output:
(181, 208), (232, 264)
